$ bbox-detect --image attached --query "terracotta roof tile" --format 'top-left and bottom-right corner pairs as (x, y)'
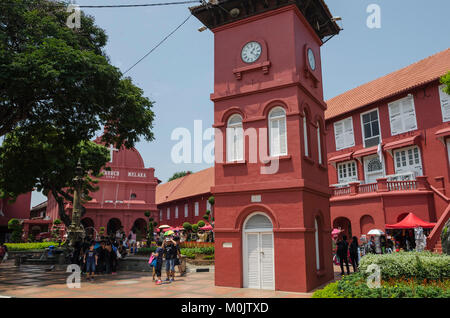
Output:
(325, 48), (450, 120)
(156, 167), (214, 205)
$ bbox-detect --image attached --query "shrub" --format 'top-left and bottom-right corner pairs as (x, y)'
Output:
(192, 224), (198, 232)
(197, 220), (206, 228)
(5, 242), (59, 251)
(53, 219), (62, 225)
(8, 218), (23, 243)
(359, 251), (450, 281)
(312, 281), (343, 298)
(136, 246), (157, 255)
(183, 222), (192, 231)
(203, 255), (215, 260)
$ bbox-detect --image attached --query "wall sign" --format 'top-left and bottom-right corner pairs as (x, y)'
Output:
(102, 170), (119, 178)
(128, 172), (147, 178)
(251, 195), (261, 203)
(222, 242), (233, 248)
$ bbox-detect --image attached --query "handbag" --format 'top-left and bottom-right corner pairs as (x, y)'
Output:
(150, 258), (157, 267)
(148, 254), (155, 265)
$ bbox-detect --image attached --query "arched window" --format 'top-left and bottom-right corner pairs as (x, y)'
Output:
(317, 122), (323, 164)
(314, 217), (320, 271)
(244, 214), (273, 230)
(227, 114), (244, 162)
(269, 107), (287, 156)
(303, 115), (309, 157)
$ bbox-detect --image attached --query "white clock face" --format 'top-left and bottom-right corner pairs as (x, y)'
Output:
(241, 41), (262, 64)
(308, 48), (316, 71)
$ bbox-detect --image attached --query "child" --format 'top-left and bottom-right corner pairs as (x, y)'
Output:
(83, 243), (98, 281)
(154, 240), (164, 285)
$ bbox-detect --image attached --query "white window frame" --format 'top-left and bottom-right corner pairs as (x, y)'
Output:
(314, 218), (320, 271)
(303, 116), (309, 157)
(159, 209), (163, 221)
(360, 108), (382, 148)
(167, 208), (170, 220)
(393, 145), (423, 177)
(184, 203), (188, 217)
(388, 95), (418, 136)
(226, 114), (244, 162)
(195, 202), (199, 216)
(316, 123), (322, 164)
(269, 107), (288, 157)
(334, 117), (355, 151)
(175, 206), (179, 219)
(439, 84), (450, 123)
(363, 154), (385, 184)
(337, 160), (358, 184)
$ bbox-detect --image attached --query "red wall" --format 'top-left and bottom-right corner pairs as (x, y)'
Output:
(0, 193), (32, 226)
(326, 81), (450, 236)
(211, 5), (334, 292)
(157, 194), (211, 227)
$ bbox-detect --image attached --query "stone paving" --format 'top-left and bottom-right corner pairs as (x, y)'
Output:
(0, 260), (343, 298)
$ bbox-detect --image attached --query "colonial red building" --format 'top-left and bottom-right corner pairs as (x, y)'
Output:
(156, 167), (214, 227)
(0, 193), (32, 241)
(46, 143), (158, 237)
(192, 0), (340, 292)
(326, 48), (450, 252)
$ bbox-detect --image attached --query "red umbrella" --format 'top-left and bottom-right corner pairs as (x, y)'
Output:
(200, 224), (213, 231)
(385, 213), (436, 229)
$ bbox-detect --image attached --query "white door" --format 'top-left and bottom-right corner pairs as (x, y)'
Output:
(363, 154), (385, 184)
(243, 213), (274, 290)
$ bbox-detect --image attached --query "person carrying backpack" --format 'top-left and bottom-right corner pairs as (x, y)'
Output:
(336, 235), (350, 275)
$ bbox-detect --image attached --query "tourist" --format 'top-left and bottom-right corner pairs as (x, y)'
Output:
(96, 241), (107, 274)
(104, 242), (113, 274)
(163, 235), (177, 282)
(173, 236), (184, 276)
(72, 239), (82, 265)
(83, 243), (98, 281)
(128, 229), (137, 254)
(336, 235), (350, 275)
(349, 236), (359, 272)
(154, 240), (164, 285)
(368, 236), (376, 254)
(0, 243), (6, 263)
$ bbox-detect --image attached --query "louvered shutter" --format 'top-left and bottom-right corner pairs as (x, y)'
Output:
(246, 233), (260, 289)
(184, 204), (188, 217)
(195, 202), (199, 216)
(343, 118), (355, 148)
(270, 119), (280, 156)
(236, 126), (244, 160)
(227, 127), (235, 162)
(303, 117), (309, 156)
(439, 84), (450, 122)
(279, 117), (287, 155)
(334, 121), (344, 150)
(402, 97), (417, 131)
(260, 233), (274, 290)
(175, 206), (178, 219)
(389, 101), (403, 135)
(317, 126), (322, 164)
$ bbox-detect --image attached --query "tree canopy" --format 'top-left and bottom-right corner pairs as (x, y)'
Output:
(168, 171), (192, 182)
(0, 0), (155, 224)
(441, 71), (450, 95)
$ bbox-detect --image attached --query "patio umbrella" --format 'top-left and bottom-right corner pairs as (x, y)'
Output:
(331, 228), (342, 236)
(367, 229), (385, 236)
(200, 224), (213, 231)
(164, 230), (174, 236)
(158, 225), (171, 229)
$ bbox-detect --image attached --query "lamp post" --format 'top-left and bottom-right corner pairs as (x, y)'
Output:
(67, 159), (85, 246)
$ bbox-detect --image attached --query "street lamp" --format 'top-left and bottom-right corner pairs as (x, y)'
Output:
(67, 159), (85, 246)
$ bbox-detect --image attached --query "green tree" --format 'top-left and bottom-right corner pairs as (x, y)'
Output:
(441, 71), (450, 94)
(0, 0), (155, 221)
(0, 126), (109, 226)
(168, 171), (192, 182)
(8, 218), (23, 243)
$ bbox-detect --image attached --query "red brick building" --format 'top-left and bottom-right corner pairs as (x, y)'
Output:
(156, 167), (214, 227)
(0, 193), (32, 241)
(46, 142), (158, 237)
(192, 0), (340, 292)
(326, 48), (450, 251)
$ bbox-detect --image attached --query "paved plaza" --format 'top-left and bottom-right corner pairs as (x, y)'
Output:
(0, 260), (342, 298)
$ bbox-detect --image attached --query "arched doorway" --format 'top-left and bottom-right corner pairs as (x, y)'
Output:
(333, 217), (352, 238)
(132, 218), (147, 241)
(107, 218), (122, 235)
(242, 213), (274, 290)
(81, 218), (95, 239)
(360, 215), (375, 236)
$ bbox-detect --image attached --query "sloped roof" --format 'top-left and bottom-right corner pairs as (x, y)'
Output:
(325, 48), (450, 120)
(156, 167), (214, 205)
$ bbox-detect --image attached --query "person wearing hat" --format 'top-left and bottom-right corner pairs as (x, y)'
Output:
(162, 232), (177, 282)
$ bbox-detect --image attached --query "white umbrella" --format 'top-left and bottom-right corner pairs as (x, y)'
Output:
(158, 225), (171, 229)
(367, 229), (385, 236)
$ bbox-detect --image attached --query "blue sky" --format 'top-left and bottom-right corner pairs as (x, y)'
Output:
(30, 0), (450, 206)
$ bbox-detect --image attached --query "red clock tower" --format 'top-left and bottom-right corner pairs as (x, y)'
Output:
(191, 0), (340, 292)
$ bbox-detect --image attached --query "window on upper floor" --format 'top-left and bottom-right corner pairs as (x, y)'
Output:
(184, 203), (188, 217)
(439, 84), (450, 122)
(159, 209), (163, 221)
(167, 208), (170, 220)
(361, 109), (381, 147)
(334, 117), (355, 151)
(175, 206), (179, 219)
(317, 122), (323, 164)
(269, 107), (287, 156)
(303, 116), (309, 157)
(226, 114), (244, 162)
(195, 202), (199, 216)
(337, 160), (358, 184)
(388, 95), (417, 136)
(393, 146), (423, 177)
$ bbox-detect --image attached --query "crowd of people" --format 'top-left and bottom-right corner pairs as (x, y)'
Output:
(71, 226), (138, 281)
